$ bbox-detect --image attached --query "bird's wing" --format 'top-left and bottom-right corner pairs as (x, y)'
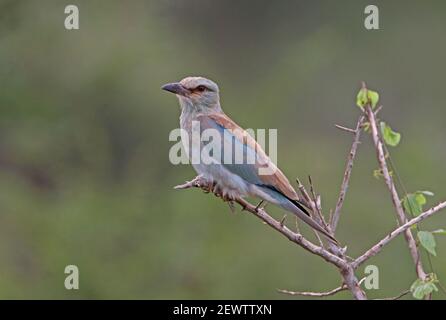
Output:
(198, 113), (299, 201)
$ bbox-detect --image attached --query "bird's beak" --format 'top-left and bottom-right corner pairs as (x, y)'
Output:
(161, 82), (189, 96)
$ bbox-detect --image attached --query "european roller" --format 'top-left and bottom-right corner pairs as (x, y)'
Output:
(162, 76), (336, 243)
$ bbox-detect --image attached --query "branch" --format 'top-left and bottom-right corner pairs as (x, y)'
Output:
(308, 175), (328, 227)
(365, 103), (428, 280)
(175, 176), (368, 299)
(353, 201), (446, 268)
(174, 176), (347, 269)
(278, 277), (366, 298)
(295, 178), (313, 210)
(335, 124), (357, 134)
(331, 115), (365, 231)
(374, 290), (410, 300)
(296, 178), (346, 258)
(277, 285), (347, 297)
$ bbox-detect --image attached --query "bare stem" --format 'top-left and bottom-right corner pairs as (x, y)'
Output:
(374, 290), (410, 300)
(278, 277), (366, 298)
(174, 177), (367, 299)
(353, 201), (446, 268)
(278, 285), (347, 297)
(331, 115), (365, 231)
(365, 104), (427, 280)
(175, 177), (347, 269)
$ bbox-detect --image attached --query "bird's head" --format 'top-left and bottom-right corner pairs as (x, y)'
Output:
(162, 76), (221, 112)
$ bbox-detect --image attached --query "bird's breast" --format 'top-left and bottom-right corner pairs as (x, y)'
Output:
(179, 111), (250, 198)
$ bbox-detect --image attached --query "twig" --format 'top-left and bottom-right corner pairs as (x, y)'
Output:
(331, 115), (365, 231)
(308, 176), (328, 227)
(175, 176), (368, 299)
(295, 178), (312, 209)
(365, 104), (428, 280)
(174, 177), (347, 269)
(278, 285), (347, 297)
(353, 201), (446, 268)
(374, 105), (383, 116)
(335, 124), (357, 134)
(280, 214), (287, 227)
(374, 290), (410, 300)
(278, 277), (366, 298)
(297, 177), (329, 232)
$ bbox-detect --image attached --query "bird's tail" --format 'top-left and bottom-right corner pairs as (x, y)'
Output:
(282, 199), (339, 245)
(259, 186), (339, 245)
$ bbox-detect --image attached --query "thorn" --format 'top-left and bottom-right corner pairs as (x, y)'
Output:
(255, 200), (264, 212)
(358, 277), (367, 286)
(335, 124), (357, 134)
(295, 177), (302, 187)
(280, 215), (287, 227)
(374, 105), (383, 115)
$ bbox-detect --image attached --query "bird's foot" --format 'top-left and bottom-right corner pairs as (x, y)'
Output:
(221, 193), (235, 202)
(208, 184), (223, 198)
(201, 180), (215, 194)
(227, 201), (235, 213)
(211, 188), (236, 209)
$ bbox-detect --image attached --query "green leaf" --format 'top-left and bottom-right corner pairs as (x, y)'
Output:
(432, 229), (446, 235)
(417, 231), (437, 256)
(403, 194), (423, 216)
(356, 88), (368, 109)
(380, 122), (401, 147)
(368, 90), (380, 109)
(415, 193), (426, 206)
(410, 279), (423, 299)
(419, 191), (435, 197)
(426, 282), (439, 294)
(410, 279), (427, 299)
(403, 191), (433, 217)
(356, 88), (380, 109)
(410, 276), (439, 300)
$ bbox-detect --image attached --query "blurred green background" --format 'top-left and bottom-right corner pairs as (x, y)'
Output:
(0, 0), (445, 299)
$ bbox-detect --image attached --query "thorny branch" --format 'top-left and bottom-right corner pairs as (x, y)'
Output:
(353, 201), (446, 269)
(174, 83), (446, 299)
(331, 115), (365, 231)
(365, 100), (428, 281)
(175, 177), (347, 269)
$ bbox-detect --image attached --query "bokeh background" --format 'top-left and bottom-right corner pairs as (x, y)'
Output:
(0, 0), (445, 299)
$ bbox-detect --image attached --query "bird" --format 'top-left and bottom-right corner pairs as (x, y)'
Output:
(162, 76), (337, 244)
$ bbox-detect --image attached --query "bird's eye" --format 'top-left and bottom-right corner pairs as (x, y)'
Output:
(196, 85), (207, 92)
